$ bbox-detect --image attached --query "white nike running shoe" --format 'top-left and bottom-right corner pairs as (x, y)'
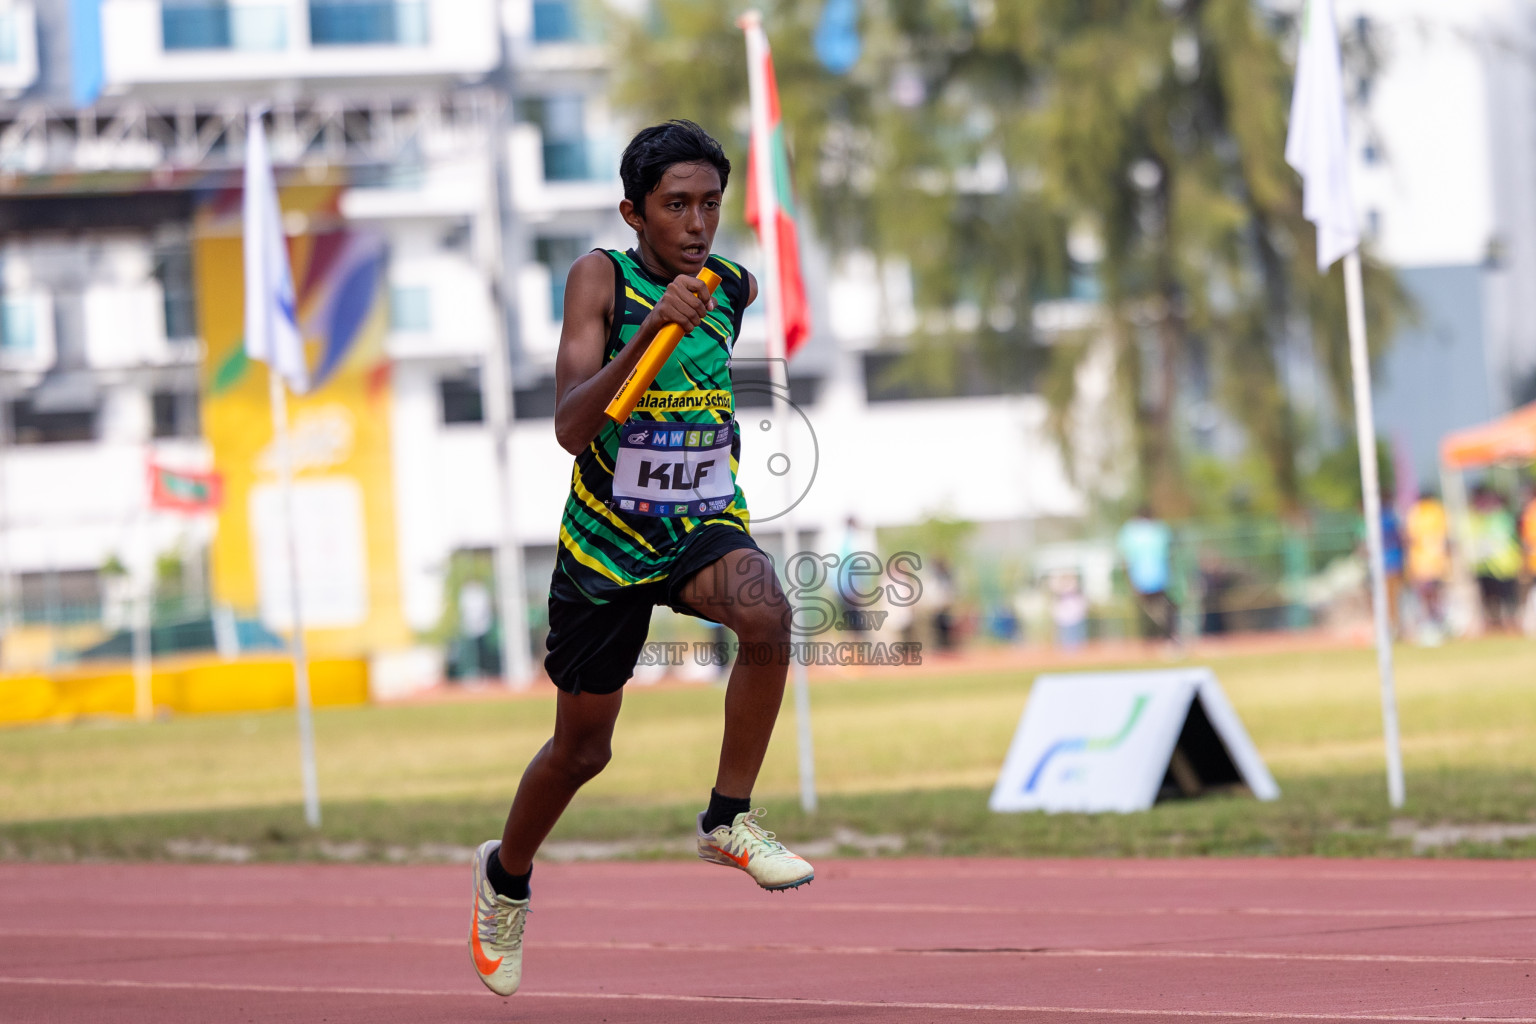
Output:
(468, 840), (530, 996)
(696, 808), (814, 891)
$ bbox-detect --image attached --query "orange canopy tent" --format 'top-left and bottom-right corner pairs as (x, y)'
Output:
(1440, 401), (1536, 469)
(1436, 401), (1536, 638)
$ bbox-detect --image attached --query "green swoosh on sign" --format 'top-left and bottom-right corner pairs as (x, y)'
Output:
(1085, 694), (1151, 751)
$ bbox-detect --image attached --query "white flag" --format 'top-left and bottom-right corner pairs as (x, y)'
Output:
(1285, 0), (1359, 273)
(244, 108), (308, 392)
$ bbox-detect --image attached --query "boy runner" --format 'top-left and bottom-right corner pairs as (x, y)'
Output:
(469, 120), (814, 998)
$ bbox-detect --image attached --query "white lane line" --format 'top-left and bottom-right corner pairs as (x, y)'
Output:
(817, 865), (1536, 884)
(4, 863), (1532, 885)
(545, 899), (1536, 921)
(0, 975), (1530, 1022)
(1, 893), (1530, 920)
(0, 929), (1528, 967)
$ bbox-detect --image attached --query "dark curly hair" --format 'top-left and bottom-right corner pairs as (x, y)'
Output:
(619, 120), (731, 216)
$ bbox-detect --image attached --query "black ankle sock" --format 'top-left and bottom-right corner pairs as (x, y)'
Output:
(487, 851), (531, 901)
(702, 789), (752, 834)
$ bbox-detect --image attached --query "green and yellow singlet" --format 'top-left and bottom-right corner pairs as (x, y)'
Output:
(554, 248), (752, 600)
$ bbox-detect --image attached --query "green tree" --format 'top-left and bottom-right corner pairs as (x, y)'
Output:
(614, 0), (1066, 396)
(1024, 0), (1411, 516)
(611, 0), (1410, 516)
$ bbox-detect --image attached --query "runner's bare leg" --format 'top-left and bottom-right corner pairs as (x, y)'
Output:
(679, 547), (791, 798)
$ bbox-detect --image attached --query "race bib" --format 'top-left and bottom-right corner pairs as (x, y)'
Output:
(612, 420), (736, 518)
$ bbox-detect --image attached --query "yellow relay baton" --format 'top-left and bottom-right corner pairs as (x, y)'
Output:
(604, 267), (722, 423)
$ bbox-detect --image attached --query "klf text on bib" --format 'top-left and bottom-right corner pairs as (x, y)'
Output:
(612, 420), (736, 517)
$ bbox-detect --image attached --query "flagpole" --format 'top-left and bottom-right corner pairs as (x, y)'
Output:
(133, 451), (153, 722)
(269, 368), (322, 828)
(742, 9), (817, 814)
(1287, 0), (1404, 809)
(246, 106), (321, 828)
(1344, 250), (1405, 808)
(480, 89), (532, 688)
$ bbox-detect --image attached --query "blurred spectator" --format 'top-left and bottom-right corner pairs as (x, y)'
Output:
(1198, 552), (1235, 636)
(1380, 505), (1405, 637)
(1521, 486), (1536, 634)
(1049, 571), (1088, 651)
(1469, 485), (1522, 632)
(1012, 587), (1040, 648)
(451, 579), (499, 681)
(928, 558), (957, 651)
(886, 595), (916, 647)
(1116, 506), (1176, 642)
(1404, 490), (1450, 639)
(836, 515), (879, 635)
(692, 621), (729, 685)
(1523, 486), (1536, 573)
(987, 602), (1021, 642)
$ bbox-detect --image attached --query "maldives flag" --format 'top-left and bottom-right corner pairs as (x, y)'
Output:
(742, 17), (811, 358)
(148, 460), (223, 512)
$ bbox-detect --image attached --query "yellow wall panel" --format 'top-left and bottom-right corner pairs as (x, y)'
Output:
(194, 184), (408, 658)
(0, 657), (369, 725)
(0, 676), (58, 724)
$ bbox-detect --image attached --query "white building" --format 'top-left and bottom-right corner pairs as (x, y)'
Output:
(1333, 0), (1536, 488)
(0, 0), (1083, 671)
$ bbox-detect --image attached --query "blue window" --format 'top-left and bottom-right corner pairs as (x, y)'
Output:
(310, 1), (428, 46)
(542, 138), (592, 182)
(0, 297), (34, 356)
(389, 285), (432, 333)
(0, 10), (19, 65)
(163, 2), (230, 50)
(163, 2), (288, 51)
(532, 0), (578, 43)
(155, 247), (198, 341)
(528, 96), (596, 182)
(535, 236), (588, 318)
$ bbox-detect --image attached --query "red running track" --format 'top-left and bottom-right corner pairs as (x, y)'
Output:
(1, 858), (1533, 1023)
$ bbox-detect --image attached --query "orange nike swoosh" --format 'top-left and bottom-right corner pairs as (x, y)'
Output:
(718, 846), (750, 869)
(471, 902), (503, 974)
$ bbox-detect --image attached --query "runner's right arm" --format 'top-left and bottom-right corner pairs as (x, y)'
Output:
(552, 253), (716, 455)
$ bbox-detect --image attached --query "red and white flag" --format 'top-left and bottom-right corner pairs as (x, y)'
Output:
(741, 13), (811, 359)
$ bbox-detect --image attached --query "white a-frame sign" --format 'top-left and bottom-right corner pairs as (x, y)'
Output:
(989, 668), (1280, 814)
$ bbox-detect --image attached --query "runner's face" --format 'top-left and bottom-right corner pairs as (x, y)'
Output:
(629, 161), (722, 279)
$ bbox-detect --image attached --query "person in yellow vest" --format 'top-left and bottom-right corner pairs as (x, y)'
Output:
(1404, 490), (1450, 638)
(1470, 485), (1523, 632)
(1521, 485), (1536, 576)
(1521, 485), (1536, 633)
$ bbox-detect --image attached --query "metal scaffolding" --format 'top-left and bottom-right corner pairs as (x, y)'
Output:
(0, 91), (499, 183)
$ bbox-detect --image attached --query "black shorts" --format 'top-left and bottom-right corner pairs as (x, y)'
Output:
(544, 524), (761, 695)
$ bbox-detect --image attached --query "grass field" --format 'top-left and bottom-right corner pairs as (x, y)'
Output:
(3, 638), (1534, 861)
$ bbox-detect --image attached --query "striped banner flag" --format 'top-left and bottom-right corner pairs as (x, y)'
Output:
(742, 14), (811, 359)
